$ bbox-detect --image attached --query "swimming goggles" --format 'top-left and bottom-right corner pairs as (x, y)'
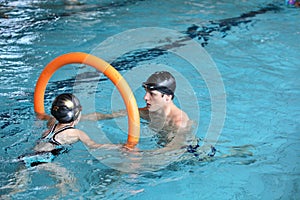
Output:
(142, 83), (174, 96)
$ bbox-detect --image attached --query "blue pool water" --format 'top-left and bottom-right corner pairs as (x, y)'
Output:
(1, 0), (299, 199)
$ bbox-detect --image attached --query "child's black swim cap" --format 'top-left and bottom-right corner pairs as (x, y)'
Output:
(142, 71), (176, 98)
(51, 93), (82, 123)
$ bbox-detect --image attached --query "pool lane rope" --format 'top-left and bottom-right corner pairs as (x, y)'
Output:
(34, 52), (140, 149)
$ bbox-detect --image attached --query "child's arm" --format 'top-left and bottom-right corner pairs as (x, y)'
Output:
(75, 130), (102, 148)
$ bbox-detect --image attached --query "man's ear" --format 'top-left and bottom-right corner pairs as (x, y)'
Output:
(164, 94), (172, 102)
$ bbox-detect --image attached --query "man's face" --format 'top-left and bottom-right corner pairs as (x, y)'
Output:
(143, 89), (166, 112)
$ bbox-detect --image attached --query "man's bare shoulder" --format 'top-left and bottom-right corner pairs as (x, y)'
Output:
(173, 109), (189, 128)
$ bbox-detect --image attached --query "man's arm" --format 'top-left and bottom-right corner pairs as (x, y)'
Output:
(138, 107), (150, 120)
(82, 107), (150, 121)
(81, 110), (127, 121)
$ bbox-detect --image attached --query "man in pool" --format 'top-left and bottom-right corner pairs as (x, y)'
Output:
(83, 71), (216, 157)
(141, 71), (190, 129)
(83, 71), (195, 147)
(84, 71), (189, 128)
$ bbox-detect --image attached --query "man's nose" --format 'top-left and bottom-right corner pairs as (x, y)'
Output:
(144, 92), (150, 101)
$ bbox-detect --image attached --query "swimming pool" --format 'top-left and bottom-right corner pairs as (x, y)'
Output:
(1, 0), (299, 199)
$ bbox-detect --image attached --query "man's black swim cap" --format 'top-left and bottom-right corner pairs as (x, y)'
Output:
(51, 93), (82, 124)
(142, 71), (176, 98)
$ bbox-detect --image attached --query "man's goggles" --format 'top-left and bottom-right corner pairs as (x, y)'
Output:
(142, 83), (174, 96)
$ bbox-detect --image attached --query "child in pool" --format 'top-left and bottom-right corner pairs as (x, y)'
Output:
(20, 93), (105, 167)
(3, 93), (112, 197)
